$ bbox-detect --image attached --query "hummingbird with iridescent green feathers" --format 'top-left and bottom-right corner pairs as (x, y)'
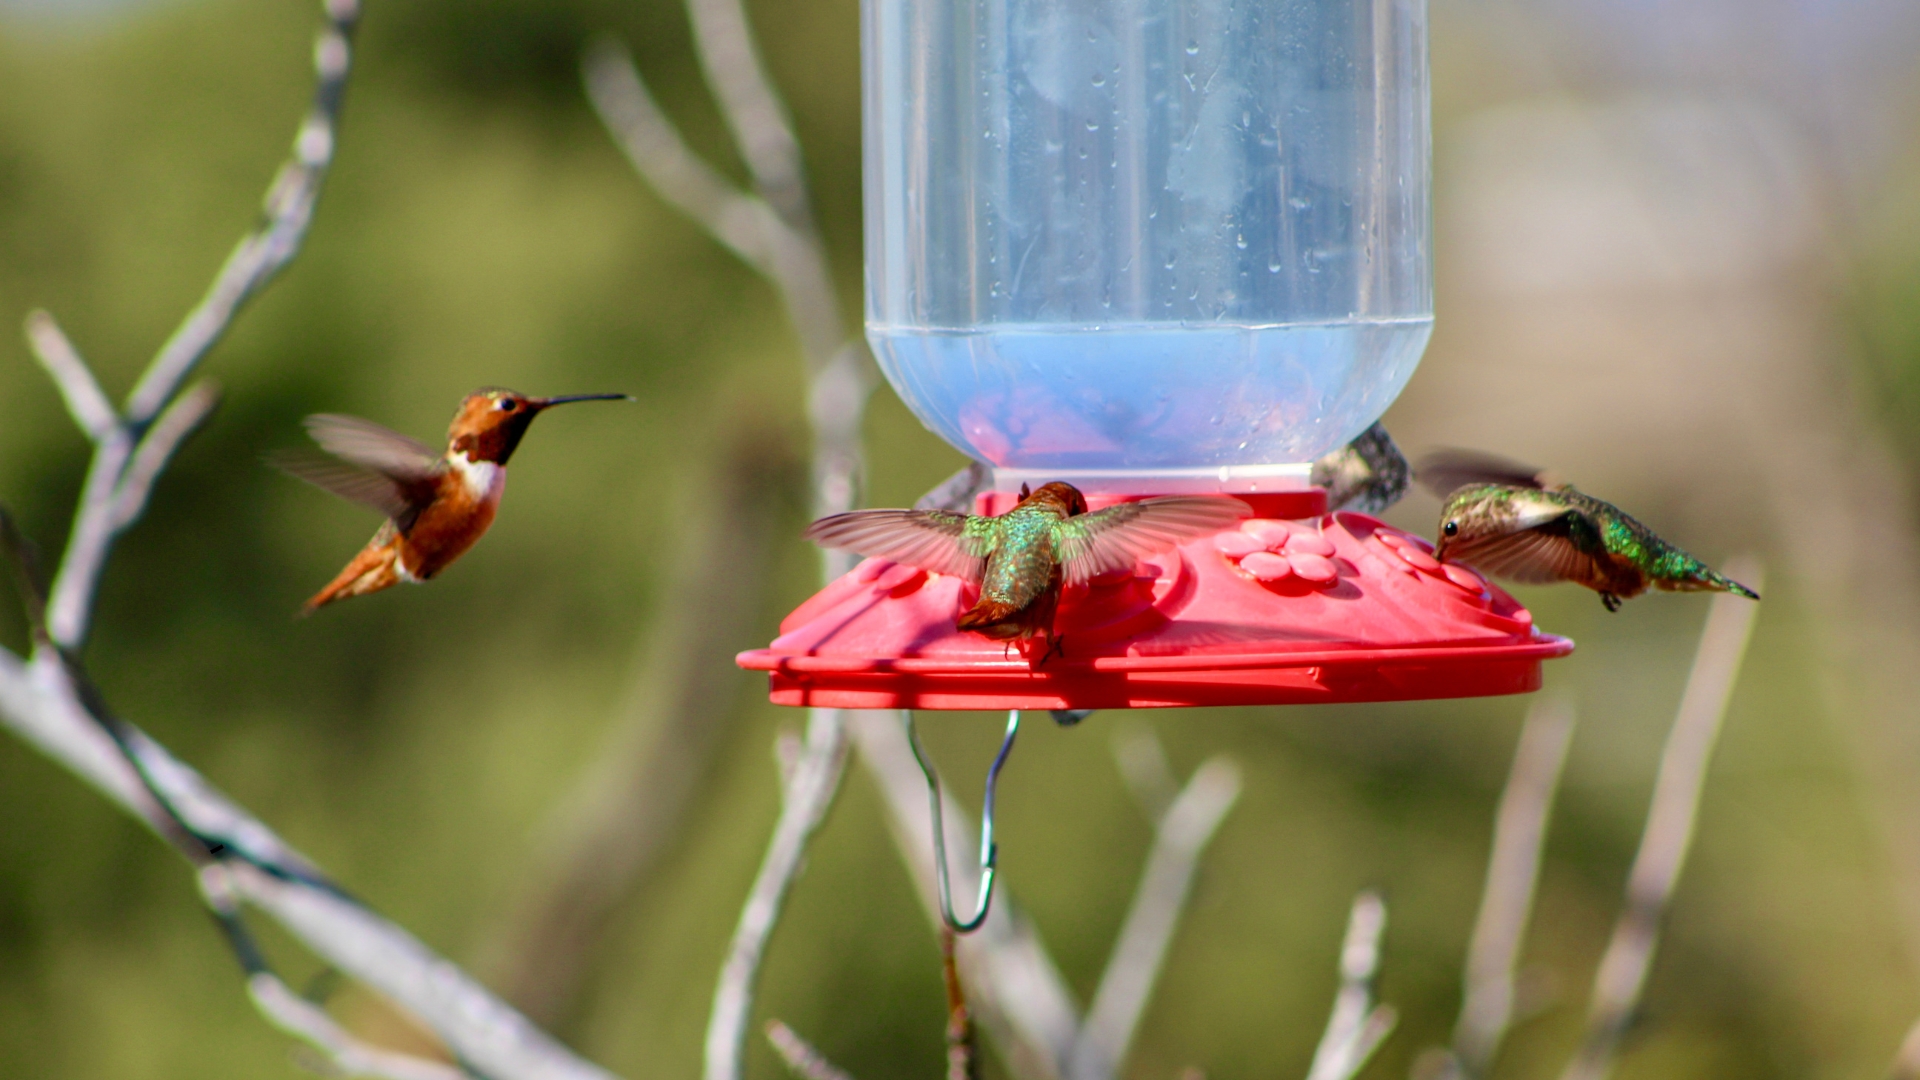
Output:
(1417, 450), (1760, 612)
(803, 481), (1249, 657)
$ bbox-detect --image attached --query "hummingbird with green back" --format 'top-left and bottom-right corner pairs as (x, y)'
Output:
(1417, 450), (1759, 612)
(804, 481), (1249, 658)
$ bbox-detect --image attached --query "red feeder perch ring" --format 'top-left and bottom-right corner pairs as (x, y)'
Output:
(738, 490), (1574, 710)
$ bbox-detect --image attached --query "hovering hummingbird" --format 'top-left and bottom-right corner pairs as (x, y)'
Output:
(273, 388), (629, 613)
(804, 481), (1249, 657)
(1417, 450), (1759, 612)
(1311, 422), (1410, 514)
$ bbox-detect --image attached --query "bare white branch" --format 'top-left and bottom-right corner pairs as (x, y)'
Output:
(1068, 756), (1241, 1080)
(682, 0), (810, 227)
(705, 709), (852, 1080)
(43, 0), (359, 652)
(1305, 891), (1396, 1080)
(0, 652), (621, 1080)
(766, 1020), (858, 1080)
(581, 39), (843, 371)
(849, 709), (1082, 1080)
(246, 972), (466, 1080)
(24, 309), (116, 441)
(111, 381), (221, 531)
(1560, 560), (1764, 1080)
(123, 8), (356, 424)
(1452, 697), (1576, 1077)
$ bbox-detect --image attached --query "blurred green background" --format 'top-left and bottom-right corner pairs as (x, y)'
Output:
(2, 0), (1919, 1077)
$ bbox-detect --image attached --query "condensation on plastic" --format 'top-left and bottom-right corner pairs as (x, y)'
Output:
(864, 0), (1433, 481)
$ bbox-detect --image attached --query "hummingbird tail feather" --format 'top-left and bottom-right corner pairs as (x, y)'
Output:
(303, 543), (403, 615)
(956, 599), (1024, 634)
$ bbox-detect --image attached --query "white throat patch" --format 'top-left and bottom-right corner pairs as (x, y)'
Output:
(449, 451), (505, 501)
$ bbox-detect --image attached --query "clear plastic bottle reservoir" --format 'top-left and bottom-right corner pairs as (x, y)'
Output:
(863, 0), (1432, 485)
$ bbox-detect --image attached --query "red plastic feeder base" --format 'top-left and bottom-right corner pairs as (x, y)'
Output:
(738, 491), (1574, 710)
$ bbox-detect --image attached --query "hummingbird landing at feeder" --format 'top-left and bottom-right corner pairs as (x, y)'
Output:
(273, 388), (630, 614)
(804, 481), (1250, 661)
(1417, 450), (1759, 612)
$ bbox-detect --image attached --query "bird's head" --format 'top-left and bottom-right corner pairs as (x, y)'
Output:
(1027, 481), (1090, 516)
(447, 388), (631, 465)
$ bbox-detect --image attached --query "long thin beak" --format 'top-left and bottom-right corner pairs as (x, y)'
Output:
(531, 393), (633, 410)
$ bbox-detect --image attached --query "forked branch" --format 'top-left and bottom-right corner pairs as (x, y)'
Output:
(0, 3), (629, 1077)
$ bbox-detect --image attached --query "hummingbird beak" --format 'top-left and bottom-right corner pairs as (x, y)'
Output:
(530, 393), (634, 411)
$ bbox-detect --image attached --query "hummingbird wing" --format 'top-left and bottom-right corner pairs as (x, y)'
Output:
(303, 414), (439, 475)
(802, 509), (997, 582)
(1054, 496), (1251, 585)
(269, 414), (443, 530)
(1446, 513), (1605, 586)
(1415, 449), (1550, 499)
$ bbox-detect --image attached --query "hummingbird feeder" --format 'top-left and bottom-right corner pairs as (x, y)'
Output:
(736, 0), (1572, 930)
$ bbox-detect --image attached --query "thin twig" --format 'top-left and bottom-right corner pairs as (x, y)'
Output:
(1560, 561), (1764, 1080)
(1450, 698), (1576, 1078)
(123, 0), (357, 424)
(585, 11), (873, 1079)
(1305, 891), (1397, 1080)
(944, 928), (980, 1080)
(581, 38), (842, 372)
(44, 0), (358, 653)
(705, 709), (852, 1080)
(765, 1020), (857, 1080)
(1068, 756), (1241, 1080)
(24, 310), (115, 441)
(682, 0), (812, 229)
(111, 381), (222, 531)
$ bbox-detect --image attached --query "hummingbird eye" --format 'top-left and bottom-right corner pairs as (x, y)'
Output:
(498, 398), (518, 412)
(1443, 521), (1459, 537)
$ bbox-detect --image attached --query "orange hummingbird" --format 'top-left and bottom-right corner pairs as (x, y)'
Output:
(273, 387), (629, 613)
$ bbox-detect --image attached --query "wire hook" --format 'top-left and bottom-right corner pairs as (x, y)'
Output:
(902, 708), (1022, 934)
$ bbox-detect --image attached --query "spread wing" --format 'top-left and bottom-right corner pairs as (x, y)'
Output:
(269, 413), (442, 530)
(1054, 496), (1251, 585)
(802, 509), (997, 582)
(1446, 515), (1602, 586)
(304, 414), (439, 475)
(1415, 449), (1550, 500)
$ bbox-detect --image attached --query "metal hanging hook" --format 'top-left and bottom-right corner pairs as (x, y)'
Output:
(902, 708), (1022, 934)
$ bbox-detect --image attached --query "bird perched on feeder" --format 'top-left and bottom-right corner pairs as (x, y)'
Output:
(273, 388), (630, 613)
(804, 481), (1249, 657)
(1418, 451), (1759, 612)
(1311, 421), (1410, 514)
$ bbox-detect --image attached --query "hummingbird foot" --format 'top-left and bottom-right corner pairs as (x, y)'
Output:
(1601, 592), (1622, 613)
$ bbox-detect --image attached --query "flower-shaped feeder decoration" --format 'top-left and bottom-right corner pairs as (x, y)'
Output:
(738, 488), (1571, 711)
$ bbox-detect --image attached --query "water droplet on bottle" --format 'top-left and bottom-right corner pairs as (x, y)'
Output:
(1085, 119), (1100, 131)
(1185, 41), (1199, 55)
(1235, 233), (1248, 249)
(1267, 258), (1282, 273)
(1091, 71), (1106, 87)
(1289, 195), (1310, 211)
(1164, 251), (1177, 268)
